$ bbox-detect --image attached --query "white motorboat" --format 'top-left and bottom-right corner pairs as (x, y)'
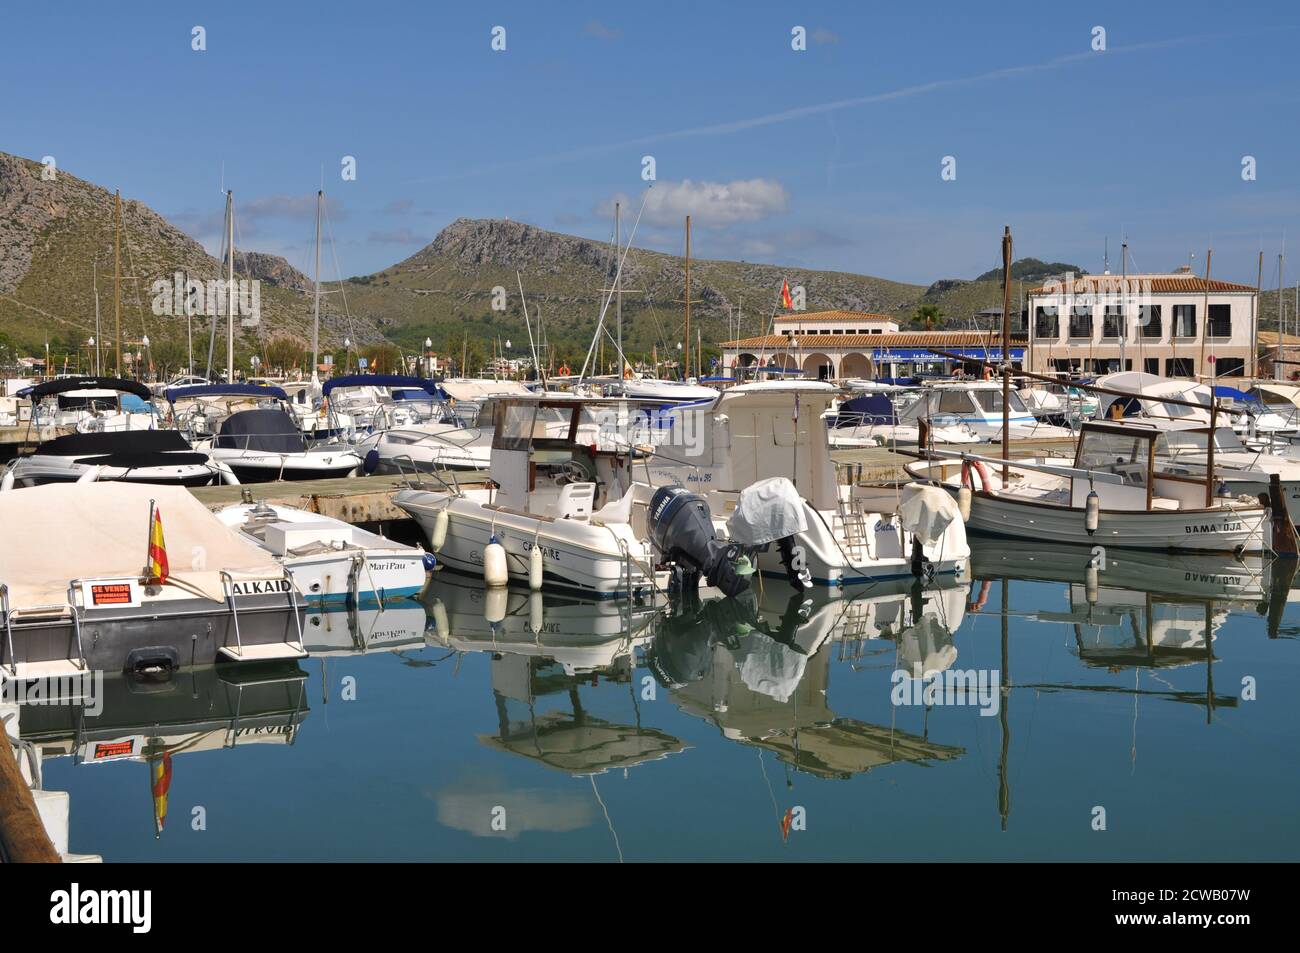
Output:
(825, 390), (979, 448)
(1, 427), (233, 488)
(638, 380), (971, 587)
(904, 419), (1276, 554)
(349, 377), (501, 474)
(896, 380), (1075, 442)
(214, 499), (429, 607)
(394, 398), (660, 599)
(19, 376), (159, 434)
(0, 483), (307, 678)
(167, 383), (362, 482)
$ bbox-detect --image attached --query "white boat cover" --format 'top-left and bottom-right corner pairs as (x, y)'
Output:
(735, 631), (807, 703)
(898, 483), (960, 546)
(441, 379), (533, 401)
(726, 477), (808, 545)
(0, 483), (283, 608)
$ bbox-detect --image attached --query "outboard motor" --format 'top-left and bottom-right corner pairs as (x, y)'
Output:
(727, 477), (813, 592)
(648, 486), (748, 598)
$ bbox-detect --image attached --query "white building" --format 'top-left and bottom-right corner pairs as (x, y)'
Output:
(1027, 269), (1257, 379)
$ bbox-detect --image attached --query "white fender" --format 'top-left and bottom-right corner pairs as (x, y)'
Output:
(484, 586), (508, 624)
(0, 468), (14, 492)
(430, 508), (449, 551)
(528, 545), (544, 591)
(430, 599), (450, 642)
(483, 535), (508, 587)
(76, 465), (103, 483)
(529, 591), (544, 634)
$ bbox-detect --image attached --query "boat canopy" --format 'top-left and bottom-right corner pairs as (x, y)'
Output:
(166, 383), (289, 403)
(832, 394), (897, 427)
(18, 376), (152, 400)
(1252, 382), (1300, 409)
(36, 429), (193, 457)
(213, 409), (307, 453)
(0, 483), (280, 607)
(322, 374), (443, 397)
(440, 378), (533, 401)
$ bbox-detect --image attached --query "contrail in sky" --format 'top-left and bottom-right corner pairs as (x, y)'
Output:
(410, 32), (1231, 185)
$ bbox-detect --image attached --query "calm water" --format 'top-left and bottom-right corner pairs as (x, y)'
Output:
(31, 540), (1300, 862)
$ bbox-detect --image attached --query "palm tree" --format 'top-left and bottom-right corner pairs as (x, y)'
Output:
(912, 304), (942, 331)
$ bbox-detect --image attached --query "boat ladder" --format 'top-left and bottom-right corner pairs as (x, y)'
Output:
(218, 569), (307, 662)
(0, 582), (90, 681)
(834, 493), (875, 563)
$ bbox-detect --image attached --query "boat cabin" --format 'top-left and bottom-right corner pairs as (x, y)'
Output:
(1071, 421), (1226, 511)
(489, 398), (640, 520)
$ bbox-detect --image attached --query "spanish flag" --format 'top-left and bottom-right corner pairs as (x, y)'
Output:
(151, 752), (172, 838)
(780, 279), (793, 310)
(147, 504), (169, 584)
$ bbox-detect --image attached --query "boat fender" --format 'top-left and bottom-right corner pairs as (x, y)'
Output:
(430, 509), (449, 551)
(76, 465), (102, 484)
(431, 599), (450, 640)
(421, 552), (437, 572)
(0, 468), (13, 493)
(484, 534), (508, 587)
(1084, 489), (1100, 535)
(363, 448), (381, 475)
(957, 485), (972, 523)
(529, 591), (544, 634)
(528, 544), (544, 591)
(484, 586), (508, 623)
(1085, 559), (1100, 605)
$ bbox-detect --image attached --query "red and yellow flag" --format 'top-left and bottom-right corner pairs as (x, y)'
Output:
(151, 752), (172, 838)
(147, 505), (169, 584)
(780, 279), (793, 310)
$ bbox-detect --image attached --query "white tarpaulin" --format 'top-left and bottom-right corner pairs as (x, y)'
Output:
(0, 483), (282, 608)
(898, 483), (960, 546)
(726, 477), (808, 546)
(735, 631), (807, 704)
(441, 379), (533, 401)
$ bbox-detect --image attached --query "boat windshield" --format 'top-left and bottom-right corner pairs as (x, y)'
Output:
(493, 403), (576, 451)
(973, 390), (1029, 414)
(1158, 428), (1248, 454)
(1075, 428), (1152, 485)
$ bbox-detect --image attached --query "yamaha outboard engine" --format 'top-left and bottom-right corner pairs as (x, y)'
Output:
(648, 486), (749, 598)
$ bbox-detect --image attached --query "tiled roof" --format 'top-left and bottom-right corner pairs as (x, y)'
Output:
(1029, 275), (1256, 295)
(722, 331), (1027, 349)
(774, 309), (894, 322)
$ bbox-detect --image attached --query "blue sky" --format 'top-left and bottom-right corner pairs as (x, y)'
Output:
(4, 1), (1299, 287)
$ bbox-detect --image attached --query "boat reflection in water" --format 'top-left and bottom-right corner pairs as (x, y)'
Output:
(16, 655), (309, 850)
(423, 575), (686, 776)
(648, 578), (968, 780)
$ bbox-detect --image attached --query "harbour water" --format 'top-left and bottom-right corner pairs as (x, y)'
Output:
(30, 540), (1300, 862)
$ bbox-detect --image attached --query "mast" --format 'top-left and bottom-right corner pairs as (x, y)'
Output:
(1119, 239), (1127, 372)
(312, 190), (322, 383)
(114, 190), (122, 377)
(226, 190), (235, 383)
(1000, 225), (1012, 483)
(92, 259), (101, 376)
(1253, 250), (1263, 381)
(684, 215), (691, 382)
(615, 202), (622, 378)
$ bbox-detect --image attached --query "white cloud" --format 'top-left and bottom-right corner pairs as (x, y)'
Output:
(602, 178), (789, 229)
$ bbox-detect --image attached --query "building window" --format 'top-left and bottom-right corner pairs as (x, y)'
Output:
(1213, 357), (1245, 377)
(1068, 305), (1093, 339)
(1208, 304), (1232, 338)
(1166, 357), (1195, 376)
(1034, 306), (1059, 339)
(1102, 305), (1125, 338)
(1144, 358), (1160, 375)
(1173, 304), (1197, 338)
(1139, 304), (1162, 338)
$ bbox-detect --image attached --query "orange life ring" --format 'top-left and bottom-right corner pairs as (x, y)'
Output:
(558, 363), (572, 376)
(961, 459), (990, 491)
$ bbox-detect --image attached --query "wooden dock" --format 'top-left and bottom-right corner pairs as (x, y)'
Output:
(183, 437), (1076, 525)
(188, 471), (488, 523)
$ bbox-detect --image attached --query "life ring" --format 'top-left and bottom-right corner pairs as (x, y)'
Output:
(961, 459), (990, 491)
(558, 363), (572, 377)
(982, 365), (994, 381)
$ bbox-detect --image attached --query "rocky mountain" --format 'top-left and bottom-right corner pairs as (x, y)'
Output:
(0, 152), (385, 373)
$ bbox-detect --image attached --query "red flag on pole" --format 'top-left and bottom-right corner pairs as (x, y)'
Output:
(780, 279), (793, 310)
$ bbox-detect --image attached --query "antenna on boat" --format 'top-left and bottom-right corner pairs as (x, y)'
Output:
(1000, 225), (1012, 483)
